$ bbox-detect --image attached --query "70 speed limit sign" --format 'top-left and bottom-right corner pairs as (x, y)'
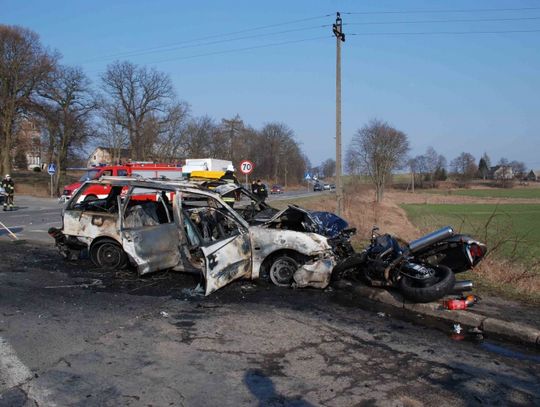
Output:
(239, 160), (254, 175)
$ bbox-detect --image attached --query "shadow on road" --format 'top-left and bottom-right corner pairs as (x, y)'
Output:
(244, 369), (314, 407)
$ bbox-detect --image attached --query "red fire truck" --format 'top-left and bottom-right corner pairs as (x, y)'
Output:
(60, 163), (183, 202)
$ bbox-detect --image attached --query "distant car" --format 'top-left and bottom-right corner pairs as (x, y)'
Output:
(0, 186), (5, 204)
(270, 185), (284, 194)
(313, 183), (323, 192)
(323, 184), (331, 190)
(330, 184), (336, 190)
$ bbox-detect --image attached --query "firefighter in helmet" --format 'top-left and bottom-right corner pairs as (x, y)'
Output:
(219, 167), (239, 207)
(2, 174), (15, 211)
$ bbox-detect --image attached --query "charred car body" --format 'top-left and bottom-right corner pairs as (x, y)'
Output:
(50, 178), (354, 295)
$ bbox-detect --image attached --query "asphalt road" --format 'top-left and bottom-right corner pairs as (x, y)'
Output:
(0, 241), (539, 407)
(0, 195), (63, 243)
(0, 192), (538, 406)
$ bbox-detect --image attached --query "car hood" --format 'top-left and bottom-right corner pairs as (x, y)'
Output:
(267, 205), (349, 238)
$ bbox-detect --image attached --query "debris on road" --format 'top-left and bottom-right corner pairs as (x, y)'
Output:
(45, 279), (102, 289)
(159, 311), (170, 318)
(444, 299), (468, 310)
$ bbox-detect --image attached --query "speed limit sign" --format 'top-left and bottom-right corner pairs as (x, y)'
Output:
(239, 160), (254, 175)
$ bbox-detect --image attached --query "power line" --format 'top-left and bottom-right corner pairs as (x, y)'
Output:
(149, 35), (331, 64)
(345, 16), (540, 26)
(344, 7), (540, 15)
(88, 13), (333, 61)
(349, 29), (540, 36)
(86, 35), (332, 74)
(83, 24), (330, 63)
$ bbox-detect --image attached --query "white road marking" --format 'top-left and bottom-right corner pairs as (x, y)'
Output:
(0, 336), (32, 390)
(0, 336), (56, 405)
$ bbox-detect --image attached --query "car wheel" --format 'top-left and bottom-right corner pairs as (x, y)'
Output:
(84, 194), (98, 202)
(90, 239), (127, 270)
(269, 255), (299, 287)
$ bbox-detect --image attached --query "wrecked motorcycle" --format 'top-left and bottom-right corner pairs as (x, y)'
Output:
(332, 226), (487, 303)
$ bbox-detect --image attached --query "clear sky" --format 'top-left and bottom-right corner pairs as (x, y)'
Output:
(2, 0), (540, 170)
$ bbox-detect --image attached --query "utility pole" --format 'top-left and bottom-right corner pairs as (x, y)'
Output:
(333, 12), (345, 216)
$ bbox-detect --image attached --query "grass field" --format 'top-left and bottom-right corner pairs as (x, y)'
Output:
(401, 203), (540, 263)
(425, 187), (540, 199)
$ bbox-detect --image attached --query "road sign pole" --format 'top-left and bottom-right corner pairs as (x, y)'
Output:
(245, 174), (248, 190)
(50, 174), (53, 198)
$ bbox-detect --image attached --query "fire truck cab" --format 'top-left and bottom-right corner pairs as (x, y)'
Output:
(60, 163), (183, 202)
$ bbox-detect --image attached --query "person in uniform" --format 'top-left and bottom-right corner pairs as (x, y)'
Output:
(2, 174), (15, 211)
(253, 179), (268, 203)
(219, 170), (239, 207)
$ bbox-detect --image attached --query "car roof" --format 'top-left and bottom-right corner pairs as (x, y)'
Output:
(86, 177), (220, 198)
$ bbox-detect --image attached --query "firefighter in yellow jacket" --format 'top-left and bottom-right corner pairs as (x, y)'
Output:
(2, 174), (15, 211)
(219, 169), (239, 207)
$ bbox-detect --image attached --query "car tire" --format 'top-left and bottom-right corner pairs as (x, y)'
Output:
(269, 255), (299, 287)
(84, 194), (98, 202)
(90, 239), (127, 270)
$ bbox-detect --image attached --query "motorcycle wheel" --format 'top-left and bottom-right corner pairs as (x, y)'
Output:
(398, 264), (455, 303)
(331, 252), (366, 283)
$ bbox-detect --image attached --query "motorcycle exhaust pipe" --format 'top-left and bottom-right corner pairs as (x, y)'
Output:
(408, 226), (454, 254)
(451, 280), (473, 294)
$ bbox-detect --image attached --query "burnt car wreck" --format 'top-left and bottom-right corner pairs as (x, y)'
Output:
(50, 178), (355, 295)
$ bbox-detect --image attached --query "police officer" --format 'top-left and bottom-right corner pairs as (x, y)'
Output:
(254, 179), (268, 203)
(2, 174), (15, 211)
(219, 169), (239, 207)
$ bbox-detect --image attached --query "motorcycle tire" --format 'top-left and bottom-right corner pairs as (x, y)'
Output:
(331, 252), (366, 283)
(398, 264), (455, 303)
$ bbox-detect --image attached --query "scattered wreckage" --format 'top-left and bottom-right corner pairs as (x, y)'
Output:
(49, 177), (355, 295)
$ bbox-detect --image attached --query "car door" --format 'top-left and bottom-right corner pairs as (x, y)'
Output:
(201, 230), (251, 295)
(184, 194), (252, 295)
(119, 186), (181, 275)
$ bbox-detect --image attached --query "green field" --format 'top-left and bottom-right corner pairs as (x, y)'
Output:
(401, 203), (540, 262)
(425, 188), (540, 199)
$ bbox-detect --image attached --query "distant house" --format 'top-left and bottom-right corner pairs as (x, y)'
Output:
(16, 118), (43, 170)
(87, 147), (130, 167)
(526, 170), (540, 182)
(488, 165), (514, 180)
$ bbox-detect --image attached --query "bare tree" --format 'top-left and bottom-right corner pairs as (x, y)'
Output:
(450, 152), (477, 182)
(36, 65), (96, 193)
(345, 147), (361, 175)
(96, 103), (130, 163)
(0, 25), (55, 175)
(320, 158), (336, 178)
(101, 61), (175, 160)
(153, 102), (190, 162)
(182, 116), (219, 158)
(509, 160), (526, 179)
(348, 119), (409, 202)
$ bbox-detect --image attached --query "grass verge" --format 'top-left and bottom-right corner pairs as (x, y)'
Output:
(402, 203), (540, 304)
(424, 187), (540, 199)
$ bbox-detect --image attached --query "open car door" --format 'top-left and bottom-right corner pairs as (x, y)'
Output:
(119, 187), (181, 275)
(185, 198), (251, 295)
(201, 231), (251, 295)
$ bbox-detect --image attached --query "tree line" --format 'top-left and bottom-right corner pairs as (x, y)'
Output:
(343, 119), (530, 203)
(0, 25), (308, 193)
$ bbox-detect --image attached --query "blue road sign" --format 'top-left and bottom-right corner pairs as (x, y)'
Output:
(47, 163), (56, 175)
(304, 173), (311, 180)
